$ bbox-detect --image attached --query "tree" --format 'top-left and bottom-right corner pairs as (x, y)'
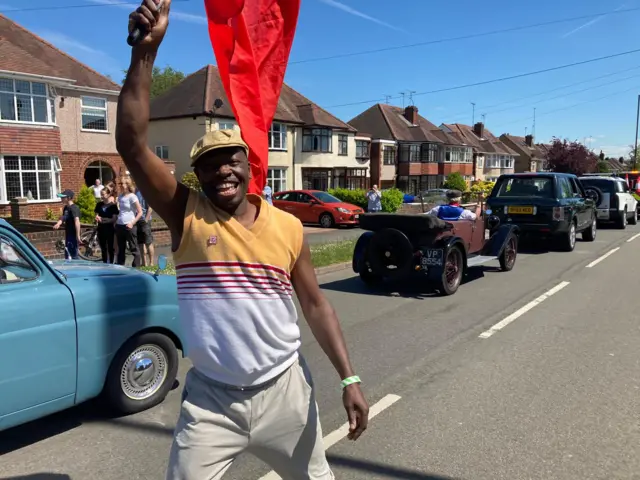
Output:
(596, 161), (611, 173)
(122, 66), (185, 99)
(443, 172), (468, 192)
(546, 138), (598, 176)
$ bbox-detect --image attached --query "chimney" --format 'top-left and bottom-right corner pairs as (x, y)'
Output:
(525, 134), (534, 147)
(404, 105), (418, 125)
(473, 122), (484, 138)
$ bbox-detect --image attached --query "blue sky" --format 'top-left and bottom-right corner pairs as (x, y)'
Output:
(3, 0), (640, 158)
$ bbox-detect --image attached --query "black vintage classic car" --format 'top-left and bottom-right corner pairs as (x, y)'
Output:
(351, 210), (519, 296)
(484, 173), (597, 251)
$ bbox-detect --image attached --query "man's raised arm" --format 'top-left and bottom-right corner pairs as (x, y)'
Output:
(115, 0), (188, 239)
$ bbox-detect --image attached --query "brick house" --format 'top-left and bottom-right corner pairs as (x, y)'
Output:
(499, 134), (548, 173)
(0, 14), (125, 218)
(440, 122), (517, 182)
(348, 104), (474, 194)
(148, 65), (369, 192)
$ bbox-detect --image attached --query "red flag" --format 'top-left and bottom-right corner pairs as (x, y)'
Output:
(204, 0), (301, 195)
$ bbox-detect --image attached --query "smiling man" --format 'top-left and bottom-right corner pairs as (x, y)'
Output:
(115, 1), (368, 479)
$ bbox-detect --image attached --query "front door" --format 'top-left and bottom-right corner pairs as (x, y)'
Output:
(0, 232), (77, 426)
(297, 192), (318, 223)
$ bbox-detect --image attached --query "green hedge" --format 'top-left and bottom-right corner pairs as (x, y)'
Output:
(328, 187), (404, 213)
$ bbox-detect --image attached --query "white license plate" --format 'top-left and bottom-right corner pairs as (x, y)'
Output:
(354, 214), (359, 219)
(597, 209), (609, 219)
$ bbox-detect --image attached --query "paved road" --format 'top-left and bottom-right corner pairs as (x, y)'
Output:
(2, 225), (639, 479)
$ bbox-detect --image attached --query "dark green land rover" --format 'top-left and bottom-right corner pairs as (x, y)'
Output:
(485, 173), (597, 251)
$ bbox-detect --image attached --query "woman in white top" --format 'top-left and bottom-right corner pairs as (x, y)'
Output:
(115, 175), (143, 266)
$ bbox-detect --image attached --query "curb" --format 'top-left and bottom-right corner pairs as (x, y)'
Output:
(314, 261), (352, 276)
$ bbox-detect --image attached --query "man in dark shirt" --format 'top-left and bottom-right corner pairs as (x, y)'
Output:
(53, 189), (81, 259)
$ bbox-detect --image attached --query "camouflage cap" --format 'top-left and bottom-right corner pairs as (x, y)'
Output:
(446, 189), (463, 199)
(190, 129), (249, 166)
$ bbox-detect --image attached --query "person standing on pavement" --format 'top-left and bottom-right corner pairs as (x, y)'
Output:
(94, 186), (118, 264)
(366, 184), (382, 212)
(136, 187), (155, 266)
(53, 190), (81, 260)
(262, 183), (273, 205)
(117, 2), (369, 479)
(115, 175), (142, 266)
(90, 178), (104, 201)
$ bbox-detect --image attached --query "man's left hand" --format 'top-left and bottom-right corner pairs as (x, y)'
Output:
(343, 383), (369, 441)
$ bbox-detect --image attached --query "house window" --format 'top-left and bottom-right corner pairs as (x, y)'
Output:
(346, 168), (367, 189)
(485, 154), (500, 168)
(444, 146), (473, 163)
(420, 143), (438, 163)
(302, 128), (332, 153)
(1, 155), (61, 202)
(0, 78), (54, 124)
(475, 155), (484, 167)
(155, 145), (169, 159)
(269, 123), (287, 150)
(81, 96), (107, 131)
(217, 121), (235, 130)
(399, 144), (420, 163)
(267, 168), (287, 193)
(383, 146), (396, 165)
(338, 135), (348, 156)
(355, 140), (370, 159)
(500, 155), (514, 169)
(302, 168), (331, 190)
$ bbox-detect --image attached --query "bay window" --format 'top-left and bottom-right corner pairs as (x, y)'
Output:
(269, 123), (287, 150)
(0, 78), (55, 124)
(383, 146), (396, 165)
(485, 154), (501, 168)
(302, 128), (332, 153)
(420, 143), (439, 163)
(355, 140), (370, 159)
(338, 134), (348, 155)
(1, 155), (61, 202)
(444, 146), (473, 163)
(500, 155), (514, 169)
(399, 144), (420, 162)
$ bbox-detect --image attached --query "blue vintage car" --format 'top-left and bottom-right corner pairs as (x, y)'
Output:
(0, 218), (183, 432)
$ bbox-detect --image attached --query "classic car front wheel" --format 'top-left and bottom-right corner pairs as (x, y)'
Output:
(104, 332), (179, 414)
(499, 233), (518, 271)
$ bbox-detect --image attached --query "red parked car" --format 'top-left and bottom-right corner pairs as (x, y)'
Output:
(272, 190), (364, 228)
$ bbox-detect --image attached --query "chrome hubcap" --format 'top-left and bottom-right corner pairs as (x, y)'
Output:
(120, 344), (168, 400)
(570, 225), (576, 247)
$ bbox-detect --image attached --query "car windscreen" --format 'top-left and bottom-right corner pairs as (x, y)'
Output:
(493, 177), (555, 198)
(579, 179), (616, 194)
(313, 192), (341, 203)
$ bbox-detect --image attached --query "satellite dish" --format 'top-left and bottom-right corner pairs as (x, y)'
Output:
(214, 98), (223, 109)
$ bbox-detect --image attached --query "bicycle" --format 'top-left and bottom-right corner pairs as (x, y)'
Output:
(55, 225), (102, 262)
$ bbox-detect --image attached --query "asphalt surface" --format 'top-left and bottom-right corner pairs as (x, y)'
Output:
(2, 223), (639, 479)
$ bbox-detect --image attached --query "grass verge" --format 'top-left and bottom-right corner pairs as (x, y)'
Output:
(138, 239), (357, 274)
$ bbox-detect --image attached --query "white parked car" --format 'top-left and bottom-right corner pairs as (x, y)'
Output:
(578, 176), (638, 229)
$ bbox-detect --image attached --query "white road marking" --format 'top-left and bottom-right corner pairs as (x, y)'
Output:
(478, 281), (570, 339)
(258, 394), (402, 480)
(585, 247), (619, 268)
(627, 232), (640, 243)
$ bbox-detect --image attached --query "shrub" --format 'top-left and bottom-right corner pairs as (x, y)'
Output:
(328, 188), (367, 209)
(633, 193), (640, 203)
(181, 172), (202, 191)
(328, 187), (405, 213)
(75, 186), (97, 224)
(380, 188), (404, 212)
(44, 207), (59, 221)
(443, 172), (468, 192)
